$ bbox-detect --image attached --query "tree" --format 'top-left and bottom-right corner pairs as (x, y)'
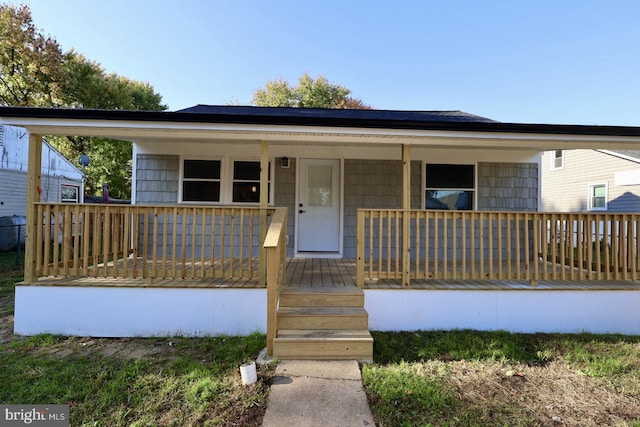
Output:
(252, 72), (370, 109)
(60, 51), (164, 111)
(0, 4), (166, 198)
(0, 4), (65, 106)
(50, 51), (165, 198)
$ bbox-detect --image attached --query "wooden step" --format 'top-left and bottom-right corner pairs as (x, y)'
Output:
(279, 287), (364, 307)
(276, 306), (368, 330)
(273, 329), (373, 361)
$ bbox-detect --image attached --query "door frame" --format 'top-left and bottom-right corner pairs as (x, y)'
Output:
(294, 157), (344, 258)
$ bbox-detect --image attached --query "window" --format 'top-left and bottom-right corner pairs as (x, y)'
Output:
(60, 184), (79, 203)
(232, 160), (270, 203)
(181, 158), (271, 204)
(588, 183), (607, 211)
(425, 164), (474, 210)
(182, 159), (221, 202)
(551, 150), (564, 170)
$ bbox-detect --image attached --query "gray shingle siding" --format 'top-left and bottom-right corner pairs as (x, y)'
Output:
(477, 162), (538, 211)
(343, 159), (422, 258)
(135, 154), (179, 204)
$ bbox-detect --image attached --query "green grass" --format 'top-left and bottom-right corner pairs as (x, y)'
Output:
(363, 362), (464, 427)
(0, 334), (272, 426)
(364, 330), (640, 426)
(0, 250), (24, 277)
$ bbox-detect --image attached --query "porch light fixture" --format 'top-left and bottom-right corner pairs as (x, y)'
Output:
(281, 157), (290, 168)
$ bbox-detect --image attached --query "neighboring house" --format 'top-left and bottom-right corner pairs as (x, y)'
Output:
(2, 105), (640, 360)
(0, 124), (84, 217)
(542, 149), (640, 212)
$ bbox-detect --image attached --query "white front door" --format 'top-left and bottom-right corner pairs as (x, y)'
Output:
(298, 159), (341, 252)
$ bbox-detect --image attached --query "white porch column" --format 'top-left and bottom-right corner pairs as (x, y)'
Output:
(24, 133), (43, 283)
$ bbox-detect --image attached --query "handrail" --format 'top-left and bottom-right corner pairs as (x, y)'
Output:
(264, 207), (288, 357)
(357, 209), (640, 286)
(26, 203), (274, 282)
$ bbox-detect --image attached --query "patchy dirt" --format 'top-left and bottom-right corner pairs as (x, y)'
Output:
(0, 312), (175, 359)
(447, 359), (640, 426)
(0, 314), (13, 344)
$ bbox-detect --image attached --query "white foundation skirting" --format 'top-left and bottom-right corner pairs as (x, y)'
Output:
(14, 286), (640, 337)
(365, 289), (640, 335)
(14, 286), (267, 337)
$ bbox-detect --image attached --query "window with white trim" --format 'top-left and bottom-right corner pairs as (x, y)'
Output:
(588, 183), (607, 211)
(182, 159), (222, 202)
(232, 160), (270, 203)
(60, 184), (80, 203)
(551, 150), (564, 170)
(425, 164), (475, 210)
(181, 158), (271, 204)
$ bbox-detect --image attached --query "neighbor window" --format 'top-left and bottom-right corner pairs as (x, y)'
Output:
(182, 159), (221, 202)
(60, 184), (79, 203)
(551, 150), (564, 170)
(588, 183), (607, 211)
(232, 161), (270, 203)
(425, 164), (475, 210)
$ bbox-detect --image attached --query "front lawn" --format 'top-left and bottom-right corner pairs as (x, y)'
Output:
(363, 330), (640, 426)
(0, 333), (272, 426)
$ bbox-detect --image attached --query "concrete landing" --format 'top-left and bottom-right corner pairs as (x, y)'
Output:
(261, 360), (375, 427)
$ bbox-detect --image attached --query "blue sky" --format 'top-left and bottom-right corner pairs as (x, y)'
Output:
(12, 0), (640, 125)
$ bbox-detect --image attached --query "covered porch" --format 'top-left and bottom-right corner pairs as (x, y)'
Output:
(4, 105), (640, 357)
(15, 202), (640, 350)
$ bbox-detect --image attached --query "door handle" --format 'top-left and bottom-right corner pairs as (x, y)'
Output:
(299, 210), (306, 214)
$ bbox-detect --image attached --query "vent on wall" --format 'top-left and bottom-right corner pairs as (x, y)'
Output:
(0, 125), (3, 146)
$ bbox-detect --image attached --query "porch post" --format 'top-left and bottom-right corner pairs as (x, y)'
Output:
(24, 133), (43, 283)
(402, 144), (411, 286)
(259, 140), (269, 285)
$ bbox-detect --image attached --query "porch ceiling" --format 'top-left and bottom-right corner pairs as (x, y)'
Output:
(2, 106), (640, 151)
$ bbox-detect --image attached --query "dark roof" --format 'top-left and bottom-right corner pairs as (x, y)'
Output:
(177, 105), (499, 123)
(2, 105), (640, 137)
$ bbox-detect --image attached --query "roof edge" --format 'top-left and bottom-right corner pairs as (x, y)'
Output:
(1, 106), (640, 137)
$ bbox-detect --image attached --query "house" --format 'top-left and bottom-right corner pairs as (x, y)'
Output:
(0, 124), (84, 217)
(542, 149), (640, 212)
(2, 105), (640, 361)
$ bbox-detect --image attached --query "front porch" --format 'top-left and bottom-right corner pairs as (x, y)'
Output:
(14, 203), (640, 352)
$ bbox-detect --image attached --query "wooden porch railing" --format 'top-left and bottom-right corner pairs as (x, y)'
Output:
(264, 207), (288, 357)
(357, 209), (640, 286)
(27, 203), (275, 281)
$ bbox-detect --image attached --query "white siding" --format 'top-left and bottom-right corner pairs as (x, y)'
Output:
(0, 125), (84, 217)
(541, 149), (640, 212)
(0, 169), (82, 216)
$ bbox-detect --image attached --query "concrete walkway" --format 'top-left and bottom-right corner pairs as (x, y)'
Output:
(261, 360), (376, 427)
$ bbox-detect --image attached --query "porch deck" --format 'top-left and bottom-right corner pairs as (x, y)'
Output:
(31, 257), (640, 291)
